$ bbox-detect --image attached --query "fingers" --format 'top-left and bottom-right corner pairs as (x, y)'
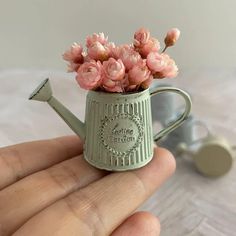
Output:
(0, 135), (83, 189)
(111, 211), (160, 236)
(0, 154), (107, 236)
(14, 147), (175, 236)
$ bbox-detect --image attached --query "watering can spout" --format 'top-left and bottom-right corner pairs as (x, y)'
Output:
(29, 79), (86, 140)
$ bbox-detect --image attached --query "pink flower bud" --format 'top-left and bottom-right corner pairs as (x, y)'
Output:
(134, 28), (150, 47)
(164, 28), (180, 47)
(128, 61), (151, 85)
(76, 61), (102, 90)
(63, 43), (84, 64)
(86, 32), (108, 47)
(87, 42), (110, 61)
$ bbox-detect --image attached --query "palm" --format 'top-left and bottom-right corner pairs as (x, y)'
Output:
(0, 136), (175, 236)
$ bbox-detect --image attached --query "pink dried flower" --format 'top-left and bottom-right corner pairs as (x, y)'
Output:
(118, 45), (143, 70)
(162, 59), (178, 78)
(164, 28), (180, 47)
(135, 37), (160, 58)
(122, 74), (137, 91)
(83, 54), (92, 62)
(141, 75), (153, 89)
(67, 62), (81, 72)
(86, 32), (108, 47)
(109, 44), (129, 59)
(102, 74), (136, 93)
(126, 85), (137, 91)
(63, 43), (84, 63)
(146, 52), (166, 72)
(105, 42), (118, 59)
(76, 60), (102, 90)
(134, 28), (150, 47)
(102, 58), (125, 81)
(128, 61), (151, 85)
(87, 42), (110, 61)
(103, 82), (124, 93)
(102, 58), (126, 92)
(154, 54), (178, 78)
(109, 46), (119, 59)
(102, 75), (124, 92)
(64, 28), (180, 91)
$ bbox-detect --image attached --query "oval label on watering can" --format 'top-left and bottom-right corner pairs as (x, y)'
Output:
(100, 113), (144, 156)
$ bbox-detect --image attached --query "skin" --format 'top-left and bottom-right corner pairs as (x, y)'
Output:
(0, 135), (176, 236)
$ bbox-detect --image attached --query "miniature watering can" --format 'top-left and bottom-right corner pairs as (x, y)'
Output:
(29, 79), (192, 171)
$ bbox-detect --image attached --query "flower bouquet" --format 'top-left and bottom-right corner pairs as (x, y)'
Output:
(63, 28), (180, 93)
(30, 27), (191, 171)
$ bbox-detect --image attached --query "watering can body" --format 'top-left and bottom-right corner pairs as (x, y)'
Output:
(84, 89), (153, 170)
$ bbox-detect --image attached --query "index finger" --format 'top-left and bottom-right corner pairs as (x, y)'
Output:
(0, 135), (83, 189)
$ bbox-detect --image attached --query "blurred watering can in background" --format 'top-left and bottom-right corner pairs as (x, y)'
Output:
(160, 114), (209, 151)
(151, 83), (235, 177)
(177, 134), (235, 177)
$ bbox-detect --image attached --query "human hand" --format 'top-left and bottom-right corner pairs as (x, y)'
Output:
(0, 136), (175, 236)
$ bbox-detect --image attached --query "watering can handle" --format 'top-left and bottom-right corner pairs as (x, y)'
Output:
(150, 87), (192, 142)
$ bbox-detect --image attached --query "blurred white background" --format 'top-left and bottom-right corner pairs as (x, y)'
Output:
(0, 0), (236, 70)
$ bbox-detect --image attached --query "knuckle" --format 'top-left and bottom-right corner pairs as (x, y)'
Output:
(45, 162), (80, 192)
(0, 147), (24, 183)
(130, 171), (148, 194)
(64, 190), (106, 235)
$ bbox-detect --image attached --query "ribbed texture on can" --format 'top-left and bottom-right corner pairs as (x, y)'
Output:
(84, 90), (153, 171)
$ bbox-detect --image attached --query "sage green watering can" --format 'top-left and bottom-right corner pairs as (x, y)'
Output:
(29, 79), (192, 171)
